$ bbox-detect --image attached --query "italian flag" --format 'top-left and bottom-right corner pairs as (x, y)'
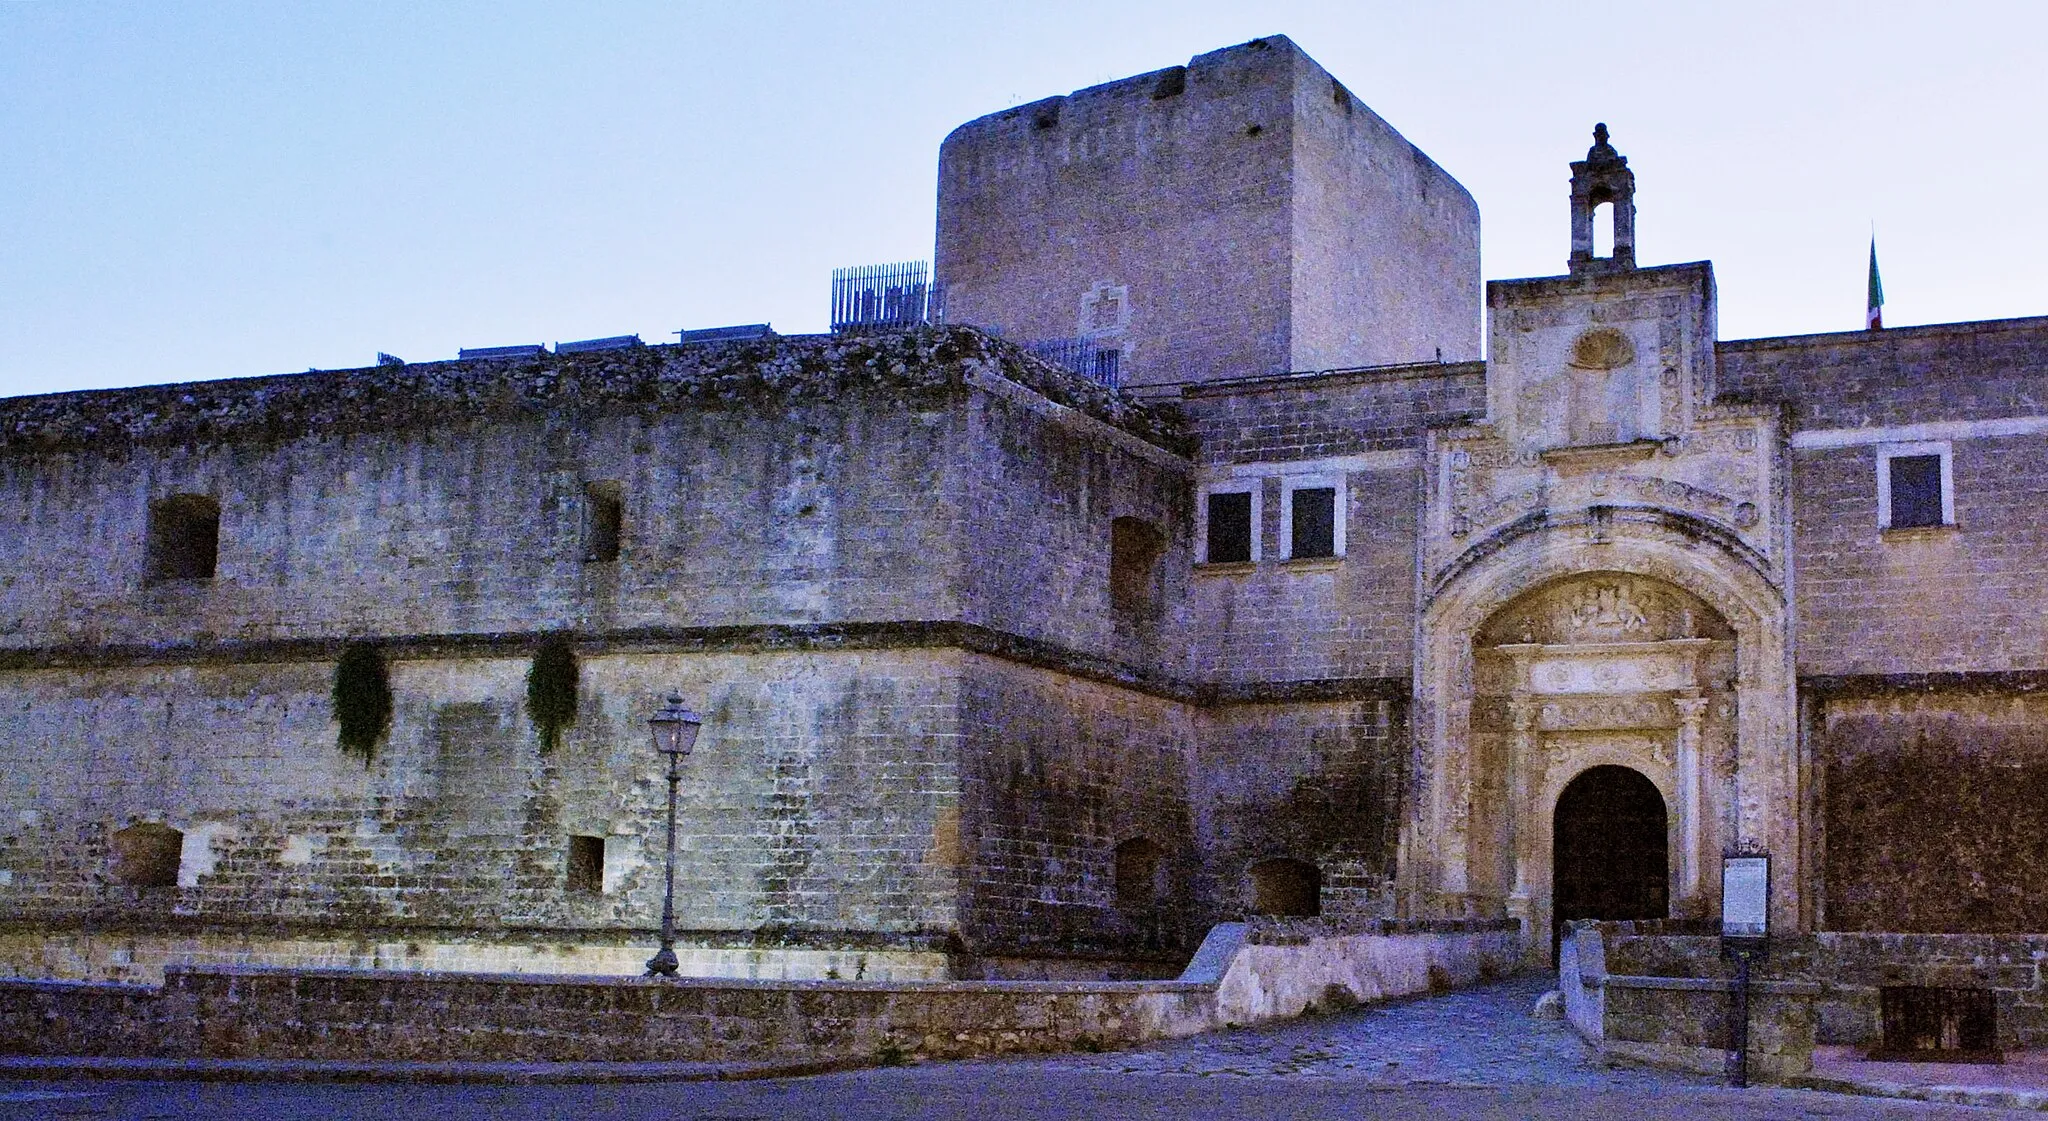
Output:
(1867, 237), (1885, 330)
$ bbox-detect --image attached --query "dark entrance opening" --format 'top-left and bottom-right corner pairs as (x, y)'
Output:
(1552, 764), (1668, 962)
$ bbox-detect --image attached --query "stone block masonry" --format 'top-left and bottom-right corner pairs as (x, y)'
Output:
(937, 35), (1478, 390)
(0, 925), (1521, 1065)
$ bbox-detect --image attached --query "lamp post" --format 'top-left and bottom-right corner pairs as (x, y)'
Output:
(644, 692), (702, 978)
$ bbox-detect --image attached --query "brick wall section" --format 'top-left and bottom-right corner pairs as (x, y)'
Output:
(938, 40), (1297, 389)
(0, 927), (1523, 1063)
(0, 969), (1217, 1063)
(1717, 316), (2048, 430)
(1176, 362), (1485, 467)
(0, 385), (964, 652)
(0, 649), (965, 960)
(1168, 365), (1476, 684)
(1599, 930), (2048, 1050)
(936, 36), (1478, 390)
(958, 377), (1198, 681)
(954, 656), (1200, 961)
(1816, 692), (2048, 933)
(1196, 698), (1404, 921)
(1717, 317), (2048, 674)
(1286, 52), (1480, 371)
(1185, 473), (1419, 684)
(1789, 437), (2048, 675)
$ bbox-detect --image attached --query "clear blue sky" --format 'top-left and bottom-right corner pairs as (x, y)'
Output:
(5, 0), (2045, 397)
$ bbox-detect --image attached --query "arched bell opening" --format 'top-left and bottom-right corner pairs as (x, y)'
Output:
(1551, 764), (1668, 963)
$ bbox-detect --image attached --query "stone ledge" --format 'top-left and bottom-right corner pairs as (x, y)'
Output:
(168, 963), (1217, 996)
(1600, 974), (1822, 996)
(0, 1054), (864, 1085)
(0, 619), (1413, 710)
(0, 326), (1196, 459)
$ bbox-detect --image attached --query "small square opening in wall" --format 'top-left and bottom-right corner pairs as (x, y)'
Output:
(567, 835), (605, 894)
(1110, 516), (1166, 613)
(111, 823), (183, 888)
(146, 495), (220, 581)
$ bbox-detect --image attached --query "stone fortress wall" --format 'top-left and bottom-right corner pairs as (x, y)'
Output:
(0, 325), (1422, 982)
(1717, 317), (2048, 934)
(4, 33), (2048, 995)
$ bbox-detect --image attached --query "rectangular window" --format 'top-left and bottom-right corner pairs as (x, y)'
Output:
(1876, 442), (1953, 530)
(567, 835), (605, 894)
(1887, 455), (1942, 528)
(1204, 491), (1253, 563)
(146, 494), (220, 581)
(1288, 487), (1337, 559)
(584, 481), (623, 563)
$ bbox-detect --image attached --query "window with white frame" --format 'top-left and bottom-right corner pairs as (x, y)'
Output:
(1280, 475), (1344, 560)
(1198, 482), (1260, 564)
(1876, 441), (1954, 529)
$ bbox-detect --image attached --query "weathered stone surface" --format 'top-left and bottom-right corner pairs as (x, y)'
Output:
(0, 927), (1520, 1063)
(937, 36), (1479, 391)
(4, 33), (2048, 999)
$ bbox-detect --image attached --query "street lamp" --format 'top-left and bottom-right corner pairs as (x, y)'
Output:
(644, 692), (702, 978)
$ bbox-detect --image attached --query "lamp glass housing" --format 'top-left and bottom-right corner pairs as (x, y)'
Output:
(648, 693), (702, 756)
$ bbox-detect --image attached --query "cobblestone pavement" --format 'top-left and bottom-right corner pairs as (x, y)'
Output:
(1, 974), (2036, 1119)
(1003, 971), (1707, 1088)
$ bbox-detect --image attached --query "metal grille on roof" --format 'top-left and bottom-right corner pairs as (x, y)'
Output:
(830, 262), (942, 333)
(458, 344), (546, 360)
(675, 324), (775, 345)
(555, 335), (643, 354)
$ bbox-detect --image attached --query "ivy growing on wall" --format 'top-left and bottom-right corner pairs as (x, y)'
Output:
(332, 643), (393, 765)
(527, 635), (580, 753)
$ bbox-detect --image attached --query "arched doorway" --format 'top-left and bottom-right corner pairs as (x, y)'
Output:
(1552, 765), (1668, 959)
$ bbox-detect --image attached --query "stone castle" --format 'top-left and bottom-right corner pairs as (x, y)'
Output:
(2, 35), (2044, 985)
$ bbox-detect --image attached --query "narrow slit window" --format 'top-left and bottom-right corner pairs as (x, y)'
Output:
(146, 495), (220, 581)
(1109, 516), (1165, 614)
(1289, 487), (1337, 559)
(1205, 492), (1253, 563)
(584, 481), (623, 563)
(567, 835), (605, 894)
(1887, 455), (1943, 528)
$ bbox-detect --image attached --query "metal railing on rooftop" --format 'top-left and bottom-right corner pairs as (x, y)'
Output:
(830, 261), (943, 333)
(1024, 336), (1123, 389)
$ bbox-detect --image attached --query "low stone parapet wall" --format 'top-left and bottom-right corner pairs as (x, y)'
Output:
(1561, 924), (2048, 1078)
(1561, 924), (1819, 1078)
(0, 924), (1524, 1065)
(1596, 929), (2048, 1050)
(1218, 918), (1522, 1023)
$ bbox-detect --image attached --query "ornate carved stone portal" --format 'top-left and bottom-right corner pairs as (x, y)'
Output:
(1471, 575), (1736, 952)
(1403, 143), (1798, 962)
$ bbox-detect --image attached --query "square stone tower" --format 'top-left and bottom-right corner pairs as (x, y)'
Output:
(935, 35), (1481, 390)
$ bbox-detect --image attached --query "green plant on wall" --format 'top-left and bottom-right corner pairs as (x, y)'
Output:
(527, 635), (580, 752)
(332, 642), (393, 765)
